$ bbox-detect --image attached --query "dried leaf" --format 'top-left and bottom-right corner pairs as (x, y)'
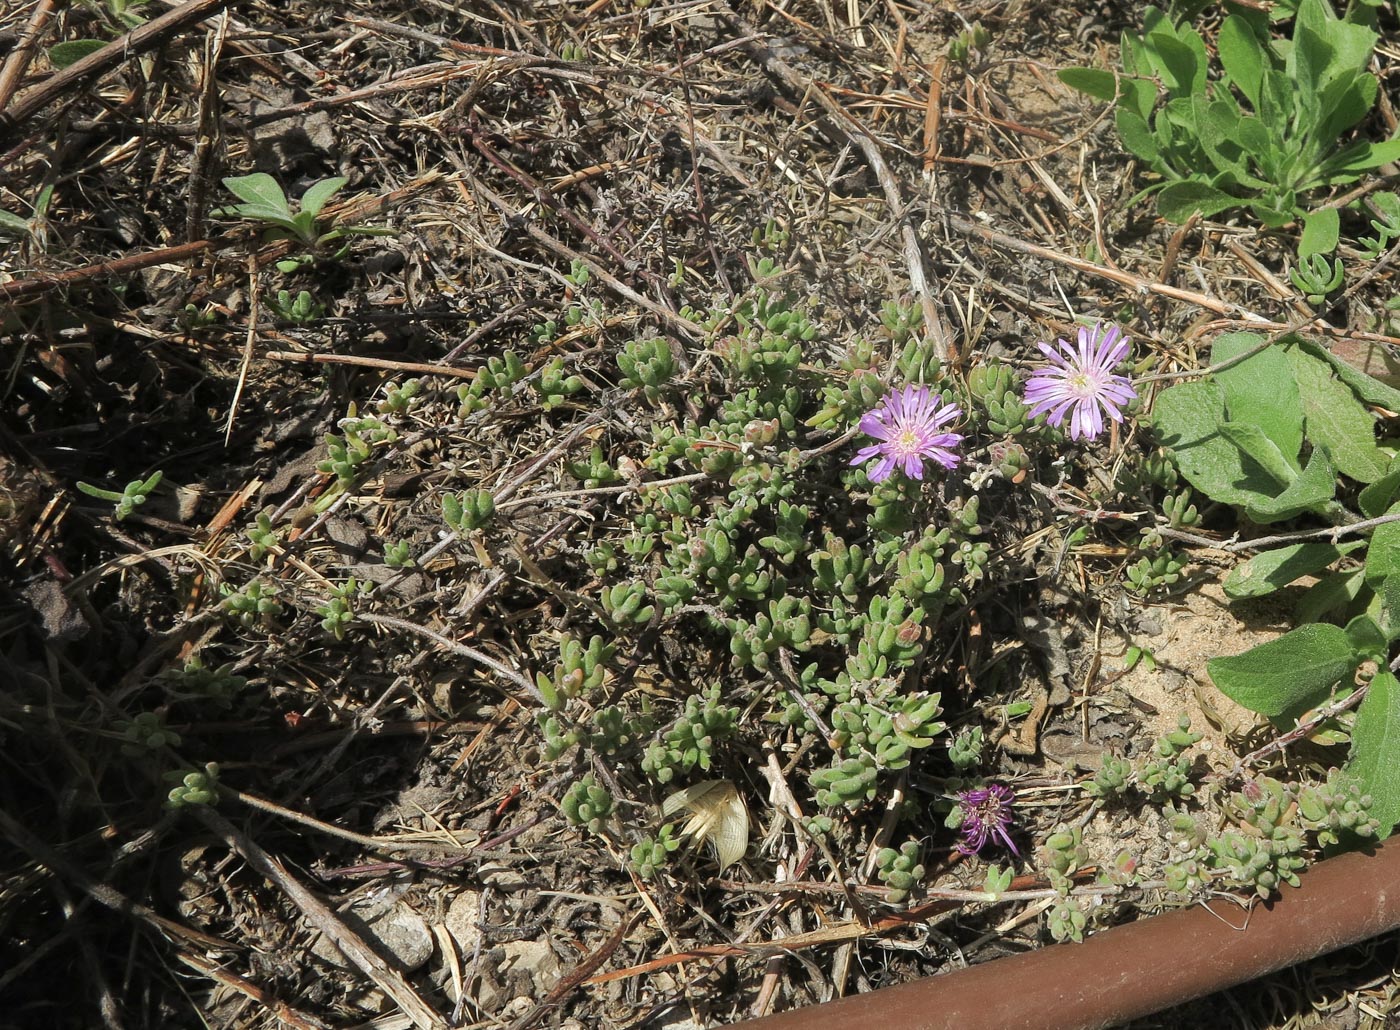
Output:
(662, 779), (750, 871)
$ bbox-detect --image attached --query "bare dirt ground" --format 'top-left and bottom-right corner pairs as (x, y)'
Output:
(3, 0), (1400, 1027)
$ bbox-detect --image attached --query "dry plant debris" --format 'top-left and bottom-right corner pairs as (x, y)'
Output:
(3, 0), (1400, 1027)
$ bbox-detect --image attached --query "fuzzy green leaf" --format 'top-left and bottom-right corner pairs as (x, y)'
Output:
(1207, 623), (1359, 718)
(1154, 379), (1293, 510)
(1212, 333), (1303, 467)
(1217, 15), (1264, 109)
(1299, 207), (1340, 259)
(1287, 346), (1387, 483)
(1157, 181), (1240, 223)
(1058, 67), (1118, 102)
(1243, 446), (1335, 523)
(1295, 337), (1400, 413)
(222, 174), (293, 219)
(1365, 505), (1400, 585)
(48, 39), (107, 69)
(1348, 668), (1400, 838)
(298, 176), (348, 219)
(1223, 540), (1362, 600)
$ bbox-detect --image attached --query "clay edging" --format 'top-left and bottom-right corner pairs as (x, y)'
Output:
(730, 836), (1400, 1030)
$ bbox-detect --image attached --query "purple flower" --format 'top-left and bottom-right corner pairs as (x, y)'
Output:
(1023, 321), (1138, 441)
(850, 384), (963, 484)
(954, 783), (1019, 857)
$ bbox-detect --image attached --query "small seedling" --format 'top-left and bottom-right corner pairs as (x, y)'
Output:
(268, 289), (325, 324)
(217, 173), (392, 269)
(76, 471), (162, 521)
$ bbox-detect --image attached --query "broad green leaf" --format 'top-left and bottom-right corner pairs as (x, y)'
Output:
(1287, 346), (1388, 483)
(1364, 504), (1400, 584)
(1218, 15), (1265, 108)
(1223, 541), (1362, 600)
(1359, 461), (1400, 518)
(1144, 30), (1207, 97)
(1313, 74), (1376, 152)
(1296, 0), (1378, 81)
(224, 204), (296, 227)
(1345, 614), (1388, 658)
(0, 210), (30, 237)
(1299, 207), (1340, 259)
(221, 174), (293, 219)
(1158, 181), (1239, 223)
(1219, 421), (1296, 487)
(1207, 623), (1359, 717)
(1234, 116), (1271, 159)
(1119, 78), (1158, 124)
(1378, 574), (1400, 642)
(1212, 333), (1303, 467)
(298, 176), (347, 219)
(48, 39), (107, 69)
(1243, 446), (1335, 523)
(1153, 380), (1283, 508)
(1296, 337), (1400, 412)
(1296, 567), (1364, 624)
(1196, 98), (1249, 180)
(1115, 110), (1160, 164)
(1347, 668), (1400, 837)
(1317, 138), (1400, 181)
(1058, 68), (1118, 102)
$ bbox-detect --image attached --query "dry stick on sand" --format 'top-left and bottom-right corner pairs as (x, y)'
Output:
(198, 808), (449, 1030)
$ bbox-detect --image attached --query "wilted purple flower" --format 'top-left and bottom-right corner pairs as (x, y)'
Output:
(1023, 321), (1138, 441)
(850, 384), (963, 484)
(954, 783), (1019, 857)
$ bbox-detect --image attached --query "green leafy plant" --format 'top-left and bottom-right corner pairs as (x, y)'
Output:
(383, 539), (415, 568)
(317, 579), (363, 640)
(267, 289), (325, 324)
(217, 173), (391, 270)
(875, 841), (925, 904)
(118, 711), (181, 757)
(441, 488), (495, 534)
(165, 763), (220, 808)
(76, 470), (163, 521)
(1060, 0), (1400, 224)
(219, 578), (283, 628)
(318, 415), (397, 488)
(560, 774), (614, 835)
(1153, 330), (1400, 835)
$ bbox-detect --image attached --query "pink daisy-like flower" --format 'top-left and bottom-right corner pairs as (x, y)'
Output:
(1023, 321), (1138, 441)
(850, 384), (963, 484)
(954, 783), (1019, 857)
